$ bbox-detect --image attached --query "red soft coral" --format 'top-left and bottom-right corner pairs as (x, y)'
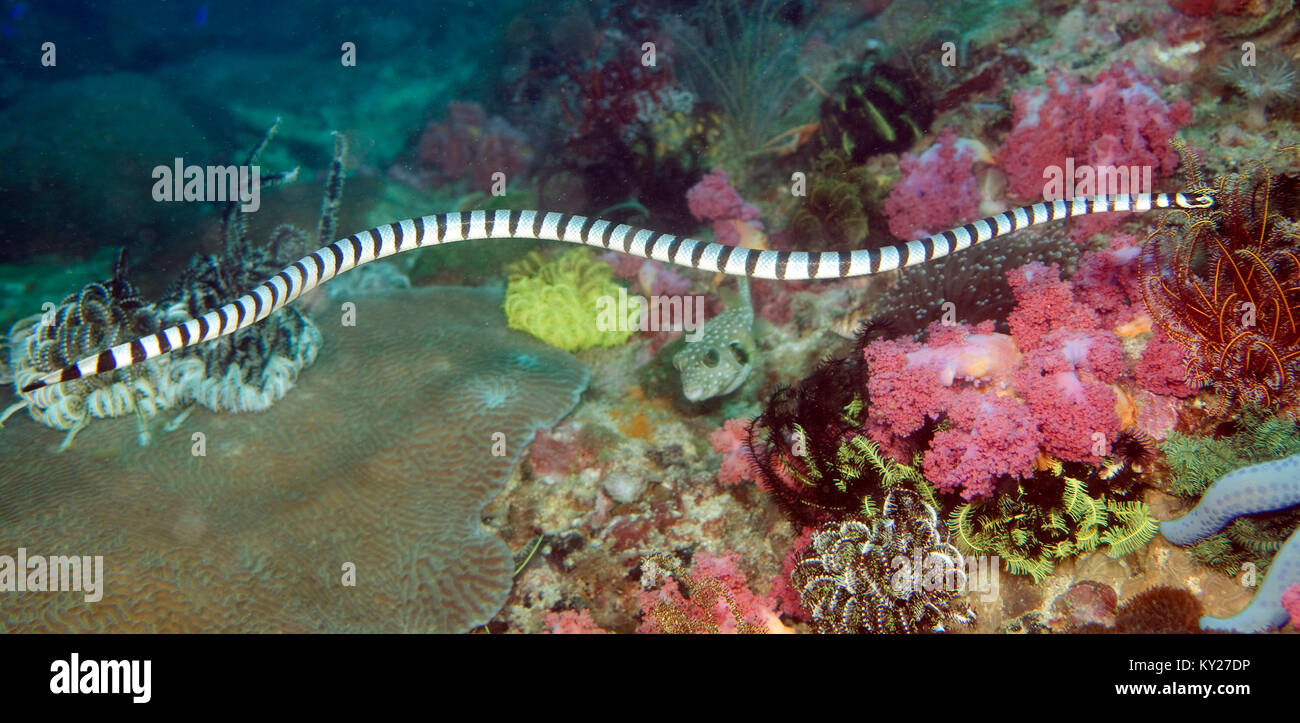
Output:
(390, 101), (533, 191)
(771, 527), (815, 620)
(1073, 234), (1144, 328)
(862, 252), (1195, 496)
(1134, 326), (1196, 397)
(1021, 328), (1126, 383)
(864, 321), (1020, 436)
(884, 128), (983, 240)
(864, 267), (1144, 495)
(1015, 367), (1121, 461)
(1015, 327), (1125, 461)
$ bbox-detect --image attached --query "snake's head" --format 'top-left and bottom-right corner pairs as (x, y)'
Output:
(1176, 190), (1216, 209)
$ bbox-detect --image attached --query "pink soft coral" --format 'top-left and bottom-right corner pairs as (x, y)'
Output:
(1134, 326), (1196, 398)
(1072, 234), (1144, 328)
(687, 168), (763, 246)
(864, 321), (1021, 436)
(884, 129), (983, 240)
(543, 609), (609, 634)
(864, 260), (1154, 496)
(637, 551), (780, 634)
(710, 418), (754, 488)
(993, 61), (1191, 242)
(1282, 582), (1300, 629)
(1006, 262), (1100, 351)
(389, 101), (532, 191)
(771, 527), (815, 620)
(922, 391), (1042, 499)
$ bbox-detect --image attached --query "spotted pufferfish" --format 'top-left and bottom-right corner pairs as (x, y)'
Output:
(672, 277), (755, 402)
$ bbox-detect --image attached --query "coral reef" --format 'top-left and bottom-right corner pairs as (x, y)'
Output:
(2, 250), (170, 450)
(1161, 451), (1300, 631)
(389, 101), (533, 192)
(0, 287), (588, 633)
(1140, 152), (1300, 411)
(884, 129), (986, 240)
(12, 0), (1300, 638)
(793, 487), (975, 633)
(504, 248), (635, 352)
(949, 453), (1158, 583)
(994, 61), (1190, 241)
(638, 551), (775, 634)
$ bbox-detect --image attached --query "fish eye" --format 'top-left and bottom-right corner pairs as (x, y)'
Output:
(703, 348), (720, 367)
(729, 341), (748, 365)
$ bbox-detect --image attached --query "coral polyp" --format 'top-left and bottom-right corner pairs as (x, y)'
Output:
(1140, 148), (1300, 410)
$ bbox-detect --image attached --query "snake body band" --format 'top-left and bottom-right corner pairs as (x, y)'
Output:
(19, 192), (1213, 394)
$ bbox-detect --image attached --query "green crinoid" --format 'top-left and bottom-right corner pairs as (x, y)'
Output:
(1161, 405), (1300, 497)
(948, 458), (1158, 584)
(774, 389), (938, 519)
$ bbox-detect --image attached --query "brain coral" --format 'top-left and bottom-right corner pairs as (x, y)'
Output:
(0, 286), (587, 632)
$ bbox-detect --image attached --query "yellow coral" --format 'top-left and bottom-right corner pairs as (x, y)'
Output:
(504, 248), (634, 352)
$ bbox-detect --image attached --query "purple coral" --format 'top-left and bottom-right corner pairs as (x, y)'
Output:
(389, 101), (533, 191)
(884, 128), (984, 241)
(686, 168), (763, 246)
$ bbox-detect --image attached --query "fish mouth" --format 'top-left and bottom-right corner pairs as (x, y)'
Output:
(682, 386), (708, 402)
(681, 373), (748, 402)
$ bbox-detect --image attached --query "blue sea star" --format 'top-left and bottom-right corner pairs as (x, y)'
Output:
(1160, 453), (1300, 632)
